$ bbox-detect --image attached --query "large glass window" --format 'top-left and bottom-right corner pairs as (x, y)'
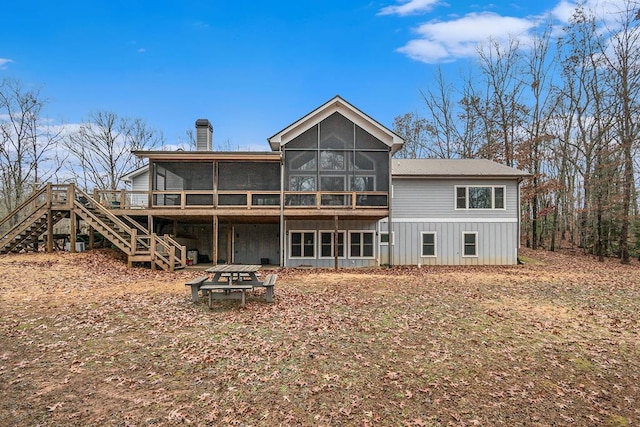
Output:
(349, 231), (374, 258)
(320, 231), (345, 258)
(283, 113), (390, 196)
(320, 176), (345, 191)
(290, 176), (316, 192)
(456, 186), (506, 209)
(320, 151), (345, 171)
(320, 113), (353, 149)
(290, 232), (315, 258)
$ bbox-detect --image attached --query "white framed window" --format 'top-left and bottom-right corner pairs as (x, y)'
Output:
(462, 231), (478, 257)
(421, 232), (436, 257)
(350, 175), (375, 192)
(349, 231), (375, 258)
(379, 231), (394, 245)
(455, 186), (506, 210)
(290, 175), (316, 191)
(319, 231), (346, 258)
(290, 231), (316, 258)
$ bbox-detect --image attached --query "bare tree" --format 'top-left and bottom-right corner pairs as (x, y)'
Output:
(476, 37), (528, 166)
(598, 1), (640, 263)
(420, 67), (460, 158)
(518, 24), (559, 250)
(0, 78), (64, 214)
(64, 111), (163, 190)
(392, 112), (429, 159)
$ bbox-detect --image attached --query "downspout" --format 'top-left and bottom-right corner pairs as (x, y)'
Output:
(388, 152), (393, 268)
(517, 177), (522, 264)
(279, 150), (285, 268)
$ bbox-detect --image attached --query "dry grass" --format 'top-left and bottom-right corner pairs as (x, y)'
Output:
(1, 248), (639, 426)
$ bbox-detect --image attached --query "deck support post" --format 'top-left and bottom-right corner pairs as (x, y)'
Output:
(69, 209), (77, 253)
(334, 215), (339, 270)
(227, 222), (233, 264)
(88, 226), (94, 250)
(46, 210), (53, 253)
(212, 215), (218, 266)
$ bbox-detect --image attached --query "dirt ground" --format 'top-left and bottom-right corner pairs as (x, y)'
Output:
(0, 248), (639, 426)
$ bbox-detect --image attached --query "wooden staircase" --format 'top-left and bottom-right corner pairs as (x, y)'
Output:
(0, 184), (186, 271)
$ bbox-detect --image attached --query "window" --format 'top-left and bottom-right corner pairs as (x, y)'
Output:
(319, 231), (345, 258)
(456, 186), (506, 209)
(320, 176), (345, 191)
(462, 232), (478, 257)
(349, 231), (375, 258)
(350, 176), (375, 192)
(290, 231), (315, 258)
(290, 176), (316, 191)
(421, 232), (436, 257)
(379, 231), (394, 245)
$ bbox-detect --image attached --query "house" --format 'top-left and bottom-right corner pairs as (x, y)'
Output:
(381, 158), (527, 266)
(0, 96), (527, 268)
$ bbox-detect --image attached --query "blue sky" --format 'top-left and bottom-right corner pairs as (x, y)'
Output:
(1, 0), (596, 150)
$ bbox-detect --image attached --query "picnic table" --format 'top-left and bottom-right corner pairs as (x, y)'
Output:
(185, 264), (277, 308)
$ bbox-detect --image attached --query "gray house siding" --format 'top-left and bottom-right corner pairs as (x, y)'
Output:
(392, 178), (517, 219)
(285, 219), (379, 268)
(130, 170), (149, 207)
(382, 177), (521, 266)
(233, 224), (280, 265)
(379, 220), (518, 265)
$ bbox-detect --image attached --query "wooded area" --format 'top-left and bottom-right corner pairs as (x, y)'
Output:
(0, 78), (165, 218)
(393, 2), (640, 263)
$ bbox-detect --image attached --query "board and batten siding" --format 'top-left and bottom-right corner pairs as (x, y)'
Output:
(381, 177), (520, 265)
(285, 219), (379, 268)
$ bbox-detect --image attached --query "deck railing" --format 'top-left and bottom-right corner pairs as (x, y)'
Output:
(93, 189), (388, 210)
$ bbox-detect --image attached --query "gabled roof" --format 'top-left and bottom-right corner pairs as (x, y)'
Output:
(267, 95), (405, 154)
(392, 159), (529, 178)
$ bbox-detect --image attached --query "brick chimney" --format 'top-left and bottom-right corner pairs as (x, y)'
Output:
(195, 119), (213, 151)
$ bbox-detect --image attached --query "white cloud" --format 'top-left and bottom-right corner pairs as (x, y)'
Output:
(0, 58), (14, 70)
(137, 48), (146, 54)
(552, 0), (625, 24)
(399, 12), (537, 63)
(378, 0), (441, 16)
(387, 0), (634, 64)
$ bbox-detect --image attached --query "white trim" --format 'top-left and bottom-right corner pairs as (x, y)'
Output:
(348, 230), (376, 259)
(454, 185), (507, 211)
(318, 230), (347, 259)
(379, 231), (394, 245)
(268, 96), (404, 153)
(462, 231), (478, 258)
(379, 217), (517, 223)
(420, 231), (437, 258)
(289, 230), (317, 259)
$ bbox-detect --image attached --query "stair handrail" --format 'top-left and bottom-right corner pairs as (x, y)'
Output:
(74, 187), (138, 238)
(161, 234), (187, 268)
(0, 184), (50, 232)
(152, 233), (175, 270)
(73, 186), (137, 253)
(121, 215), (149, 235)
(0, 205), (50, 249)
